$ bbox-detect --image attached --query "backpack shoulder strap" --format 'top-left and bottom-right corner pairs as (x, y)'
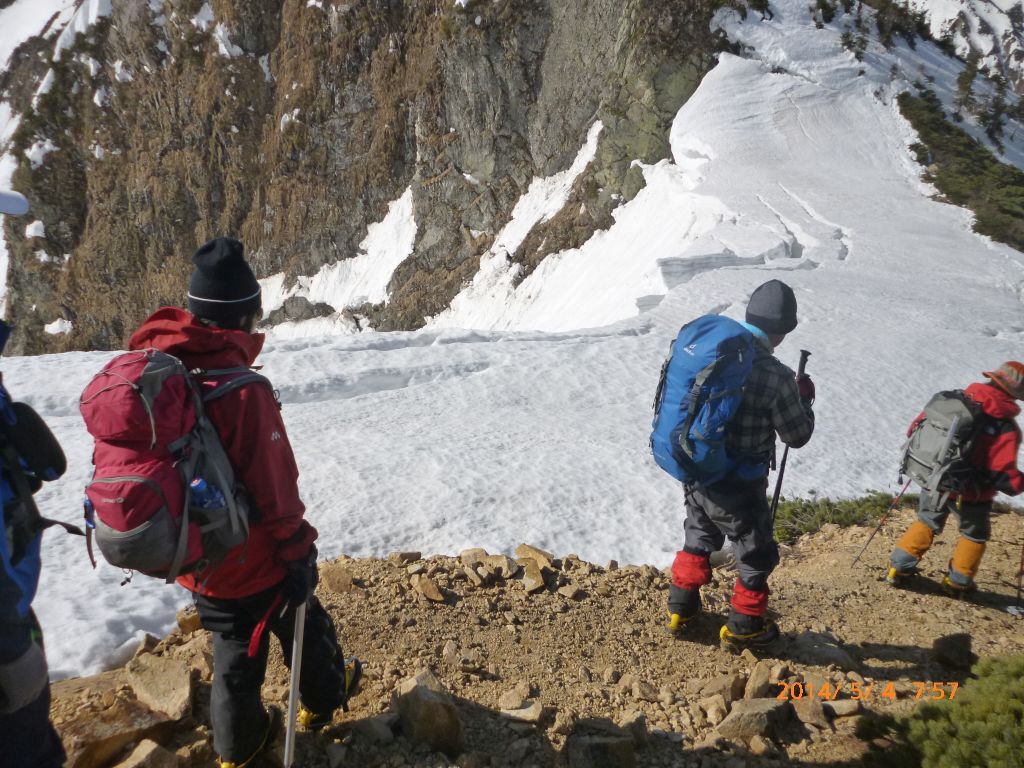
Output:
(199, 369), (275, 405)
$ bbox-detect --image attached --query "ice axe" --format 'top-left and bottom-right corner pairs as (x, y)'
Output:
(770, 349), (811, 526)
(283, 601), (307, 768)
(850, 478), (913, 567)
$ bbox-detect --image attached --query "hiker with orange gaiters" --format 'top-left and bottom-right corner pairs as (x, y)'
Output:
(889, 362), (1024, 595)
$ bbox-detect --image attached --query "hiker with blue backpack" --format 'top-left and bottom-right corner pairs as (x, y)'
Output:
(0, 190), (83, 768)
(652, 279), (814, 650)
(888, 361), (1024, 595)
(79, 237), (360, 768)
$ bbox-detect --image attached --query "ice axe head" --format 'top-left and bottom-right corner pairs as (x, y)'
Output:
(798, 349), (811, 375)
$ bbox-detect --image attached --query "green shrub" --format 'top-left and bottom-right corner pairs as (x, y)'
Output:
(863, 655), (1024, 768)
(772, 491), (914, 542)
(899, 88), (1024, 251)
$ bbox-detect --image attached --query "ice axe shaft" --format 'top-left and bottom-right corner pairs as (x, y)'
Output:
(851, 479), (913, 567)
(284, 601), (307, 768)
(770, 349), (811, 525)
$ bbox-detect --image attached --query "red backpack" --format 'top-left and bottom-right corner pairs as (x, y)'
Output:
(79, 348), (271, 583)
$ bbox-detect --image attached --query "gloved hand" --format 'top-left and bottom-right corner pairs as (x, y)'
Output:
(797, 373), (815, 406)
(282, 545), (319, 609)
(0, 642), (48, 714)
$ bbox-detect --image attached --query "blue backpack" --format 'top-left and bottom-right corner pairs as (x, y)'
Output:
(650, 315), (756, 484)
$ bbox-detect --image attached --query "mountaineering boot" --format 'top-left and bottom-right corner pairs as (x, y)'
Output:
(218, 706), (282, 768)
(719, 613), (780, 652)
(886, 566), (916, 587)
(666, 610), (696, 636)
(941, 575), (977, 600)
(297, 657), (363, 731)
(666, 584), (701, 636)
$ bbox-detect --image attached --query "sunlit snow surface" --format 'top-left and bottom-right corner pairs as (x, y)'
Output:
(4, 0), (1024, 677)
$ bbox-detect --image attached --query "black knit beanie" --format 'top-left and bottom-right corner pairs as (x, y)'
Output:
(745, 279), (798, 335)
(187, 237), (261, 327)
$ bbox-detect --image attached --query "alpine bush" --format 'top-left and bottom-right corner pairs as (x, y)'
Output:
(899, 88), (1024, 251)
(862, 655), (1024, 768)
(906, 655), (1024, 767)
(772, 492), (910, 542)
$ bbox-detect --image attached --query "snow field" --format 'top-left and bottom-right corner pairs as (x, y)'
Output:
(3, 0), (1024, 679)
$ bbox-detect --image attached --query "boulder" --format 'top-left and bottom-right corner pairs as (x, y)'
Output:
(790, 631), (857, 670)
(617, 710), (647, 746)
(410, 574), (445, 602)
(319, 562), (355, 594)
(175, 607), (202, 636)
(501, 699), (544, 723)
(932, 633), (977, 670)
(392, 669), (465, 757)
(631, 680), (658, 703)
(56, 692), (177, 768)
(326, 743), (348, 768)
(565, 719), (636, 768)
(515, 544), (555, 571)
(824, 699), (861, 718)
(715, 698), (792, 741)
(699, 694), (728, 727)
(388, 551), (422, 565)
(459, 548), (489, 566)
(745, 660), (775, 699)
(702, 673), (747, 702)
(498, 688), (526, 710)
(793, 697), (830, 729)
(112, 740), (177, 768)
(351, 714), (397, 745)
(518, 559), (546, 593)
(480, 555), (521, 579)
(125, 655), (193, 720)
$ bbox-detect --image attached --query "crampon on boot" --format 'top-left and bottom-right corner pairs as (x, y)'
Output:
(218, 706), (282, 768)
(941, 576), (977, 600)
(886, 566), (917, 587)
(719, 617), (780, 652)
(665, 611), (697, 637)
(297, 657), (363, 732)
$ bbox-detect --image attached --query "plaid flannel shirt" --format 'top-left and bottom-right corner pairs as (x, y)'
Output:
(725, 338), (815, 468)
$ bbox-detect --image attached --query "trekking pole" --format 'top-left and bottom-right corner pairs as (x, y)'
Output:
(770, 349), (811, 525)
(850, 478), (913, 567)
(1011, 538), (1024, 618)
(283, 601), (307, 768)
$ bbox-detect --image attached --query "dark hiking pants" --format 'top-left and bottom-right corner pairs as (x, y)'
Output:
(0, 614), (65, 768)
(196, 587), (348, 762)
(670, 478), (780, 626)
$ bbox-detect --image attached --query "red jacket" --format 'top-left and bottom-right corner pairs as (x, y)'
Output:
(128, 307), (317, 598)
(909, 381), (1024, 502)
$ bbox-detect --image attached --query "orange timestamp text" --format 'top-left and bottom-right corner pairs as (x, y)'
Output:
(776, 680), (959, 702)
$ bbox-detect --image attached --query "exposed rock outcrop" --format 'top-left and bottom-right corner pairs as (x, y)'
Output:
(1, 0), (728, 354)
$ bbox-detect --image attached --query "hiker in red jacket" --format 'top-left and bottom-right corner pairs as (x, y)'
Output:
(128, 237), (359, 768)
(889, 361), (1024, 595)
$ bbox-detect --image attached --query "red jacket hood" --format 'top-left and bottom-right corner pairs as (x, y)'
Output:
(127, 307), (265, 370)
(965, 381), (1021, 420)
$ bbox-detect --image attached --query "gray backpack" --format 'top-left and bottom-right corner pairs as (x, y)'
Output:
(900, 390), (983, 503)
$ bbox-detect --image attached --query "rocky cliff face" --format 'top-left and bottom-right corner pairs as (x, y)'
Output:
(0, 0), (728, 354)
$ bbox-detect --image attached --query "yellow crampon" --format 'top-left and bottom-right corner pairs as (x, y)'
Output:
(666, 611), (694, 634)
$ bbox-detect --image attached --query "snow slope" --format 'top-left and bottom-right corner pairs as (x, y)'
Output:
(5, 0), (1024, 678)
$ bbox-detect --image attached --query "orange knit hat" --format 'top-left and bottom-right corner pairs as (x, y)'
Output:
(983, 361), (1024, 400)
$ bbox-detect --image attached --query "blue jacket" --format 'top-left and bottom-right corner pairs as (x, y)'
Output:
(0, 384), (42, 664)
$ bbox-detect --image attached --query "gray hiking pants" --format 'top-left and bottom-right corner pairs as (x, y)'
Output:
(682, 478), (779, 592)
